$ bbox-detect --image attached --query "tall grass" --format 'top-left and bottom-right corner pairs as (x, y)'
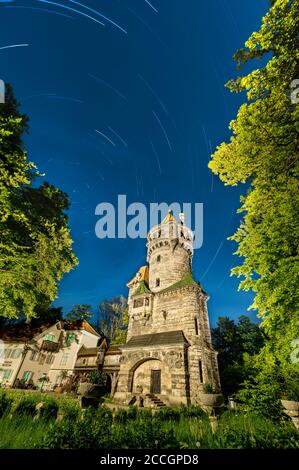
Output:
(0, 389), (298, 449)
(0, 414), (49, 449)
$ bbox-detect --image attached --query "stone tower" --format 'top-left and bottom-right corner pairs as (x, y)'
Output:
(114, 211), (221, 406)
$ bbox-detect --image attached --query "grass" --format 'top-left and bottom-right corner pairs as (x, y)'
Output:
(0, 414), (49, 449)
(0, 389), (298, 449)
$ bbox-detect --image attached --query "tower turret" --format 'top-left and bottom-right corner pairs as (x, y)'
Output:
(147, 210), (193, 292)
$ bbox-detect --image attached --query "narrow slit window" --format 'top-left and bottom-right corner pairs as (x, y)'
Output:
(195, 318), (199, 335)
(199, 360), (203, 383)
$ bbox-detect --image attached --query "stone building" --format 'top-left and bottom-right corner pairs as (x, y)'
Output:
(114, 211), (221, 406)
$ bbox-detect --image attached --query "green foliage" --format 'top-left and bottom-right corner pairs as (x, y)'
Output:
(0, 391), (13, 417)
(13, 396), (39, 418)
(88, 370), (107, 386)
(98, 296), (128, 344)
(0, 393), (297, 449)
(236, 347), (299, 418)
(66, 304), (92, 322)
(0, 85), (78, 319)
(0, 415), (49, 449)
(212, 316), (265, 397)
(208, 0), (299, 402)
(202, 383), (215, 394)
(41, 407), (113, 449)
(213, 412), (299, 449)
(39, 399), (58, 421)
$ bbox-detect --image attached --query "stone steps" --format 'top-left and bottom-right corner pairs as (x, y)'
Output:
(145, 393), (166, 407)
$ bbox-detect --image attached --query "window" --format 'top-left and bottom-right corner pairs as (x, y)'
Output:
(145, 298), (149, 306)
(46, 353), (55, 364)
(4, 349), (12, 359)
(66, 333), (76, 346)
(199, 360), (203, 384)
(38, 353), (46, 365)
(30, 351), (39, 361)
(60, 353), (69, 366)
(3, 369), (12, 380)
(157, 255), (161, 262)
(156, 278), (160, 287)
(10, 349), (22, 359)
(194, 318), (199, 336)
(22, 371), (33, 382)
(133, 298), (144, 308)
(44, 334), (55, 342)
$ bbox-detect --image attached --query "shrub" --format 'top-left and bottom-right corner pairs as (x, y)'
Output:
(202, 383), (215, 394)
(110, 416), (178, 449)
(213, 411), (299, 449)
(58, 397), (81, 421)
(13, 396), (39, 418)
(39, 399), (59, 421)
(114, 406), (138, 424)
(41, 407), (113, 449)
(0, 391), (13, 417)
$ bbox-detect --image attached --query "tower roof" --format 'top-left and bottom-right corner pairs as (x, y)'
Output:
(127, 265), (149, 288)
(161, 210), (177, 224)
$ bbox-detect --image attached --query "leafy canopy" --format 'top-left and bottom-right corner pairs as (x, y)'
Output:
(0, 84), (78, 319)
(208, 0), (299, 379)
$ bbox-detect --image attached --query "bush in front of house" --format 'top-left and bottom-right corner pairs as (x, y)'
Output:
(39, 398), (59, 421)
(0, 391), (13, 417)
(13, 395), (39, 418)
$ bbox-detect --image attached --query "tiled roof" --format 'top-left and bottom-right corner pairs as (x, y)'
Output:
(77, 346), (100, 357)
(124, 330), (188, 348)
(0, 323), (52, 343)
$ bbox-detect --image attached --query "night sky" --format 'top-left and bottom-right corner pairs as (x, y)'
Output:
(0, 0), (268, 325)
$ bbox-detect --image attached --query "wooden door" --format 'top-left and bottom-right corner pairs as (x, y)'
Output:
(150, 369), (161, 394)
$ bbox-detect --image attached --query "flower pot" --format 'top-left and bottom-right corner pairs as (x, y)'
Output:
(281, 400), (299, 413)
(199, 393), (224, 407)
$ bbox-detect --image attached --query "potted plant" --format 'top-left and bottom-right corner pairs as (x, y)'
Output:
(54, 370), (68, 393)
(199, 383), (224, 407)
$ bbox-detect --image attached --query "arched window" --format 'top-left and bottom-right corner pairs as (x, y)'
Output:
(156, 278), (160, 287)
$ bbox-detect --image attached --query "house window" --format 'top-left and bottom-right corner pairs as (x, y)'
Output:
(46, 353), (55, 364)
(66, 333), (76, 347)
(60, 353), (69, 366)
(44, 334), (55, 342)
(199, 360), (203, 384)
(133, 298), (144, 308)
(4, 349), (12, 359)
(30, 351), (39, 361)
(157, 255), (161, 262)
(39, 353), (46, 365)
(156, 278), (160, 287)
(194, 318), (199, 336)
(22, 371), (33, 382)
(10, 349), (22, 359)
(3, 369), (12, 380)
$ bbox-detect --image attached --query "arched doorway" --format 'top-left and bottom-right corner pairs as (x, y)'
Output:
(129, 358), (171, 395)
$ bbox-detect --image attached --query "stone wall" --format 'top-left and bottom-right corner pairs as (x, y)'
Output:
(147, 241), (191, 292)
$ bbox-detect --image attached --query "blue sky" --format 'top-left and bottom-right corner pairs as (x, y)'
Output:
(0, 0), (269, 325)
